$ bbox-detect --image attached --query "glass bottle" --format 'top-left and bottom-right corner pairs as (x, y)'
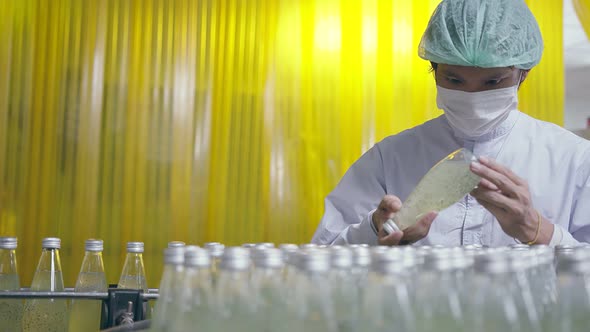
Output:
(362, 247), (416, 332)
(213, 247), (257, 331)
(22, 237), (68, 332)
(547, 249), (590, 332)
(383, 148), (480, 234)
(413, 249), (464, 332)
(291, 249), (337, 332)
(117, 242), (148, 291)
(250, 248), (285, 331)
(118, 241), (149, 320)
(204, 242), (224, 283)
(151, 246), (185, 332)
(68, 239), (108, 332)
(329, 246), (359, 332)
(169, 246), (214, 331)
(0, 236), (22, 331)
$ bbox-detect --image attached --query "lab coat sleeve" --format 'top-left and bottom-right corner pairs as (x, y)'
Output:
(561, 148), (590, 245)
(311, 144), (387, 245)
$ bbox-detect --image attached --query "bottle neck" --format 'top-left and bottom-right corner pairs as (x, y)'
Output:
(31, 248), (64, 291)
(37, 248), (62, 272)
(0, 248), (18, 274)
(121, 252), (146, 275)
(118, 252), (148, 291)
(80, 251), (105, 274)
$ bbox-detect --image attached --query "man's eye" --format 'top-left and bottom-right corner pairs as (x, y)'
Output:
(486, 79), (502, 86)
(446, 77), (462, 84)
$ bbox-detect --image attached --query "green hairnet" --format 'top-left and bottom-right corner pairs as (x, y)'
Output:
(418, 0), (544, 69)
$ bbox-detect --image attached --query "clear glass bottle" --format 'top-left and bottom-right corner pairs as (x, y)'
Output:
(204, 242), (224, 283)
(383, 148), (480, 233)
(151, 246), (185, 332)
(214, 247), (257, 331)
(350, 245), (370, 291)
(279, 244), (299, 282)
(413, 249), (464, 332)
(249, 248), (286, 331)
(118, 241), (149, 320)
(507, 250), (542, 331)
(117, 242), (148, 291)
(169, 246), (214, 331)
(362, 247), (416, 332)
(547, 249), (590, 332)
(22, 237), (68, 332)
(291, 249), (337, 332)
(68, 239), (108, 332)
(555, 244), (578, 270)
(329, 246), (359, 332)
(0, 236), (22, 331)
(468, 251), (524, 332)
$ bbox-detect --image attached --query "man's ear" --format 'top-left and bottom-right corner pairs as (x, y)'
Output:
(517, 69), (530, 90)
(520, 69), (530, 84)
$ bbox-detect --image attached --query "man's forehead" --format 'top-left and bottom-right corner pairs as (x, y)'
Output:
(440, 64), (514, 77)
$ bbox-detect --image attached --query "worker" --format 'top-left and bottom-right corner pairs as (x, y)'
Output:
(312, 0), (590, 246)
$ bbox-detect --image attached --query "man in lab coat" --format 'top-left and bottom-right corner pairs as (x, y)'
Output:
(312, 0), (590, 247)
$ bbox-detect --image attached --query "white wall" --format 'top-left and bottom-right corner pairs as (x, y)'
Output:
(564, 0), (590, 130)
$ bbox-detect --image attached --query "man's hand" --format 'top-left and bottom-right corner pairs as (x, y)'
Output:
(373, 195), (438, 245)
(470, 156), (553, 244)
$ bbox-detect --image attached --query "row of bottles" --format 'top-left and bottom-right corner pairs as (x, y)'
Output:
(150, 243), (590, 332)
(0, 236), (149, 332)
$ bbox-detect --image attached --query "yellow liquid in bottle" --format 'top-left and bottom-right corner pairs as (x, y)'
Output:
(22, 271), (68, 332)
(68, 272), (107, 332)
(0, 273), (23, 331)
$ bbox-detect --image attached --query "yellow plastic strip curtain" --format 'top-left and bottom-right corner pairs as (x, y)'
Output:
(519, 0), (564, 125)
(574, 0), (590, 38)
(0, 0), (564, 287)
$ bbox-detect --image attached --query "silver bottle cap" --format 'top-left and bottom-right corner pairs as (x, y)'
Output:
(256, 242), (275, 248)
(382, 219), (400, 235)
(370, 248), (407, 274)
(299, 243), (318, 250)
(330, 246), (353, 269)
(352, 246), (371, 267)
(370, 246), (391, 256)
(242, 243), (257, 249)
(168, 241), (186, 248)
(0, 237), (17, 249)
(279, 243), (298, 251)
(252, 248), (284, 268)
(508, 250), (535, 270)
(205, 242), (225, 258)
(164, 246), (185, 265)
(557, 249), (590, 274)
(509, 244), (530, 250)
(85, 239), (104, 252)
(184, 246), (211, 267)
(279, 244), (299, 264)
(474, 252), (509, 274)
(220, 247), (250, 270)
(127, 242), (144, 253)
(42, 237), (61, 249)
(464, 244), (483, 251)
(298, 249), (330, 273)
(423, 248), (461, 271)
(556, 244), (578, 253)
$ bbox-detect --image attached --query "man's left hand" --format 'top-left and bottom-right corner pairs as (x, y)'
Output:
(469, 156), (554, 244)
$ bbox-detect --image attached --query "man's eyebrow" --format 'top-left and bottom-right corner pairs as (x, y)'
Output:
(441, 69), (465, 80)
(484, 70), (512, 80)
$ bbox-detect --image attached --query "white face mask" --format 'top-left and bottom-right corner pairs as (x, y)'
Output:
(436, 85), (519, 138)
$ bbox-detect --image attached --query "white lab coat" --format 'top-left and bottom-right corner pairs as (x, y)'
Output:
(311, 111), (590, 246)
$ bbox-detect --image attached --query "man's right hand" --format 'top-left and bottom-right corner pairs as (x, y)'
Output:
(372, 195), (438, 246)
